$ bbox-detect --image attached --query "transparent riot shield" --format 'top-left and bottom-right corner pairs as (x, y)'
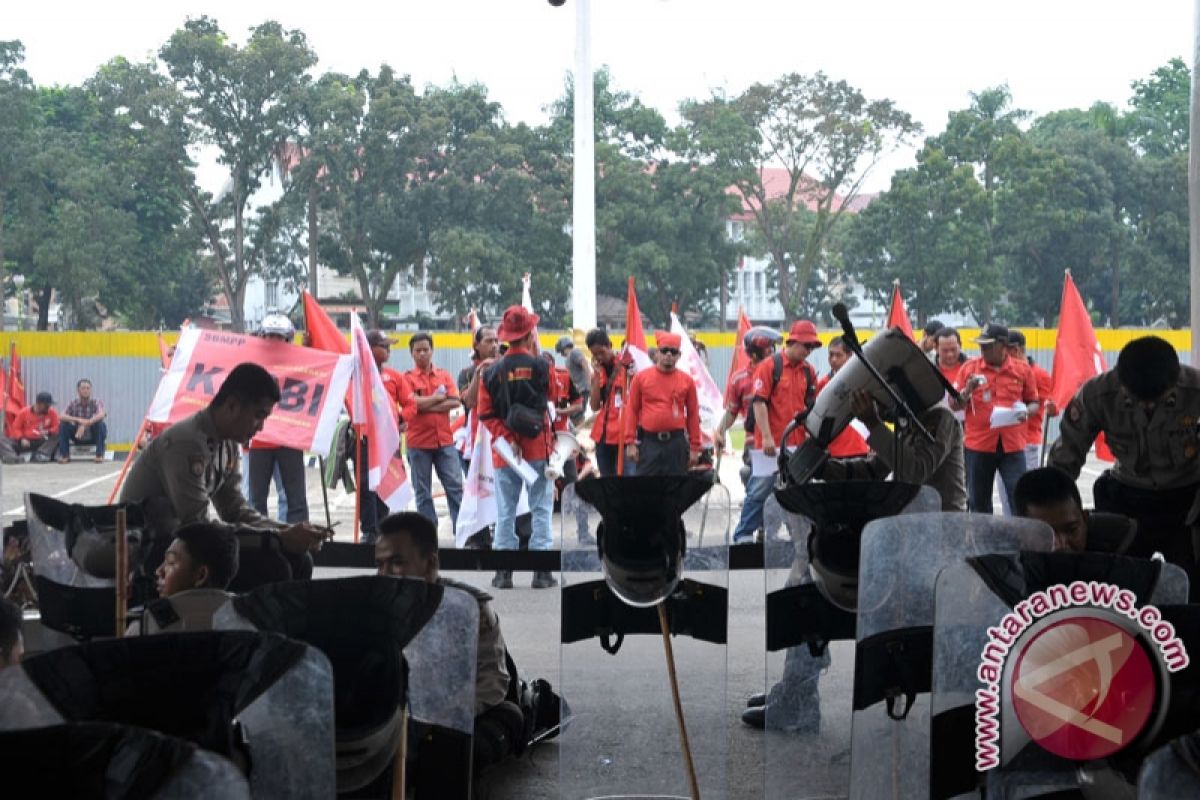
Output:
(1139, 733), (1200, 797)
(225, 575), (476, 797)
(0, 723), (252, 799)
(851, 513), (1053, 800)
(761, 482), (937, 800)
(931, 556), (1187, 800)
(560, 476), (731, 799)
(0, 631), (336, 799)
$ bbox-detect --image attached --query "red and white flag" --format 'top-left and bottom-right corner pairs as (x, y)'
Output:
(886, 279), (915, 340)
(302, 291), (350, 354)
(622, 276), (654, 372)
(3, 344), (25, 438)
(670, 311), (724, 447)
(1051, 270), (1114, 461)
(349, 315), (412, 510)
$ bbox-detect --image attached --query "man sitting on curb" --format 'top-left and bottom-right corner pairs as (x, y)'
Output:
(57, 378), (108, 463)
(1, 392), (59, 464)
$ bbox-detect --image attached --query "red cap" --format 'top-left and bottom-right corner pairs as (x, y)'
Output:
(655, 331), (682, 350)
(786, 320), (821, 346)
(497, 305), (540, 343)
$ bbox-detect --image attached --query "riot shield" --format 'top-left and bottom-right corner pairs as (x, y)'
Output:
(1140, 734), (1200, 799)
(0, 723), (251, 799)
(850, 513), (1053, 800)
(25, 493), (145, 640)
(0, 630), (336, 799)
(561, 476), (731, 799)
(229, 575), (477, 797)
(760, 482), (937, 800)
(931, 554), (1188, 800)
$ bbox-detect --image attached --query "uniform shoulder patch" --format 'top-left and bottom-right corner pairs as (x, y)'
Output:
(1067, 400), (1083, 423)
(189, 457), (206, 478)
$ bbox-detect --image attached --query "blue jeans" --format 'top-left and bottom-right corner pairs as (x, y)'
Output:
(495, 461), (554, 551)
(248, 448), (308, 523)
(58, 420), (107, 459)
(408, 445), (464, 529)
(733, 473), (775, 543)
(966, 447), (1027, 515)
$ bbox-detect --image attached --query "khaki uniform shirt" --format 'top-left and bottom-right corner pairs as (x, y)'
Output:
(120, 409), (284, 536)
(441, 577), (510, 715)
(1049, 368), (1200, 491)
(821, 405), (967, 512)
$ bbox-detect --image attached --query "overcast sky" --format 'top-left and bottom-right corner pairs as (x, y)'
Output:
(7, 1), (1192, 192)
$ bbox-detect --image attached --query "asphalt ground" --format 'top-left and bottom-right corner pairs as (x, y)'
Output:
(1, 449), (1110, 799)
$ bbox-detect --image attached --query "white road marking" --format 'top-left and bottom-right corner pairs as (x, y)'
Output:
(4, 470), (123, 515)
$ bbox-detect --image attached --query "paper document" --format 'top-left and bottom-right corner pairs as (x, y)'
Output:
(750, 448), (779, 477)
(493, 437), (540, 486)
(990, 402), (1027, 429)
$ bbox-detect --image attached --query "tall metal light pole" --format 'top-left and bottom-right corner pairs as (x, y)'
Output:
(1191, 1), (1200, 364)
(571, 0), (597, 332)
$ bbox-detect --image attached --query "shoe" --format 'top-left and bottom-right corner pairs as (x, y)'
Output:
(94, 456), (105, 463)
(55, 456), (70, 464)
(741, 706), (766, 729)
(491, 570), (513, 590)
(464, 529), (492, 550)
(30, 453), (50, 463)
(746, 693), (767, 708)
(732, 536), (755, 545)
(531, 571), (557, 589)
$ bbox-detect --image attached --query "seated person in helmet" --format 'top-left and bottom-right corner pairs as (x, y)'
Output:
(1013, 466), (1136, 555)
(374, 512), (523, 770)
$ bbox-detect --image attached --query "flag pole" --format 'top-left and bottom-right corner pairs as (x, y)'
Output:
(106, 418), (150, 503)
(1, 344), (10, 439)
(354, 432), (363, 544)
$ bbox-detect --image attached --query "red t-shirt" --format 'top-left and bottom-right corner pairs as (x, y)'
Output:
(938, 359), (965, 386)
(405, 365), (459, 449)
(955, 355), (1039, 453)
(381, 366), (414, 425)
(724, 366), (754, 420)
(751, 355), (815, 449)
(625, 367), (701, 451)
(11, 406), (58, 440)
(1025, 362), (1053, 446)
(817, 374), (870, 457)
(550, 367), (577, 432)
(593, 360), (632, 446)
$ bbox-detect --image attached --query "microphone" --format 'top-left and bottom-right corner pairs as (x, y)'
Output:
(831, 303), (859, 350)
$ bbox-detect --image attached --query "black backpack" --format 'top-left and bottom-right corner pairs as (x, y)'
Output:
(744, 354), (816, 435)
(483, 353), (551, 439)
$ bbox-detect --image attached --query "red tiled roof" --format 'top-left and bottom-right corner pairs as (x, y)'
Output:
(728, 167), (875, 221)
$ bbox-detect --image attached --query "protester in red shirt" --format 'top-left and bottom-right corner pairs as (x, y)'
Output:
(1007, 330), (1057, 469)
(935, 327), (969, 424)
(353, 330), (415, 542)
(624, 331), (701, 475)
(731, 320), (820, 544)
(0, 392), (59, 464)
(478, 306), (559, 589)
(586, 328), (635, 477)
(403, 331), (463, 531)
(818, 336), (870, 458)
(951, 324), (1040, 515)
(544, 352), (582, 433)
(715, 326), (781, 458)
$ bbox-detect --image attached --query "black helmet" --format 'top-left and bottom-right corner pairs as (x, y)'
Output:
(575, 476), (713, 607)
(743, 326), (783, 358)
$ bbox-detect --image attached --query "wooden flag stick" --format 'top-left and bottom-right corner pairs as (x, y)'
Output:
(658, 602), (700, 800)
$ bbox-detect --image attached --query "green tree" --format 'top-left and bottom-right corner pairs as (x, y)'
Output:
(842, 146), (991, 326)
(160, 17), (317, 331)
(1129, 57), (1188, 157)
(680, 72), (921, 317)
(0, 42), (37, 294)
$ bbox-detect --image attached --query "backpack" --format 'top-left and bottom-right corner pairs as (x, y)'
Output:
(745, 354), (816, 435)
(483, 353), (550, 439)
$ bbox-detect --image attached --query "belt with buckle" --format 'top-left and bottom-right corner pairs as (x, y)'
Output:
(652, 430), (681, 442)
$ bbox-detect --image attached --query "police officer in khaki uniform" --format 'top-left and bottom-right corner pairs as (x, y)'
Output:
(1049, 336), (1200, 582)
(121, 363), (328, 589)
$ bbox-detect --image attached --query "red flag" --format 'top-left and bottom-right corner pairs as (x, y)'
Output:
(4, 345), (25, 438)
(728, 306), (753, 383)
(1051, 271), (1113, 461)
(302, 290), (350, 354)
(622, 276), (652, 371)
(886, 280), (915, 340)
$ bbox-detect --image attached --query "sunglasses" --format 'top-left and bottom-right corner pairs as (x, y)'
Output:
(658, 348), (681, 356)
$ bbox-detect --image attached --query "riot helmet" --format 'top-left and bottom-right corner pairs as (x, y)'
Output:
(743, 326), (783, 360)
(258, 313), (295, 341)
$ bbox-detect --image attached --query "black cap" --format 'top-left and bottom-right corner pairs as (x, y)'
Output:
(36, 391), (53, 405)
(366, 330), (395, 349)
(923, 319), (945, 337)
(555, 336), (573, 355)
(1007, 329), (1026, 347)
(974, 323), (1009, 345)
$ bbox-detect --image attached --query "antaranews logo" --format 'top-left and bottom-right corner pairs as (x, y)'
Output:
(974, 581), (1189, 771)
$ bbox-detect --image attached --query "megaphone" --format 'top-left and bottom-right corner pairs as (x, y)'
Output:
(545, 431), (580, 480)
